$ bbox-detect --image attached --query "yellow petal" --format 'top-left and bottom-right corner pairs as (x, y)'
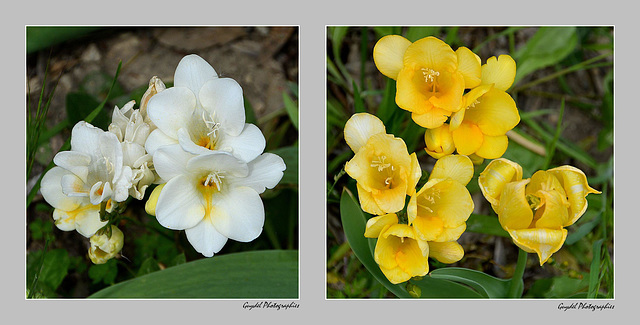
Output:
(412, 214), (444, 241)
(531, 190), (570, 229)
(464, 88), (520, 136)
(456, 46), (482, 89)
(478, 158), (523, 207)
(414, 179), (474, 228)
(375, 228), (401, 269)
(429, 154), (474, 186)
(364, 213), (398, 238)
(449, 108), (465, 131)
(424, 125), (455, 159)
(372, 181), (408, 214)
(373, 35), (412, 80)
(411, 109), (450, 129)
(481, 55), (517, 91)
(145, 183), (166, 216)
(403, 36), (457, 72)
(475, 134), (509, 159)
(507, 227), (568, 265)
(396, 238), (430, 278)
(497, 179), (533, 230)
(547, 165), (601, 226)
(428, 241), (464, 264)
(526, 170), (566, 197)
(432, 223), (466, 242)
(428, 71), (465, 112)
(396, 67), (433, 114)
(407, 153), (422, 197)
(356, 183), (385, 215)
(344, 113), (386, 153)
(452, 122), (484, 155)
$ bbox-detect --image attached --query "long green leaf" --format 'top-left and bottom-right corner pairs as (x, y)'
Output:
(89, 250), (298, 298)
(587, 239), (604, 298)
(429, 267), (513, 298)
(466, 214), (509, 237)
(513, 27), (578, 85)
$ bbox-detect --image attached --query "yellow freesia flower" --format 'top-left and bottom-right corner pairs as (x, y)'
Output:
(344, 113), (421, 215)
(424, 124), (455, 159)
(407, 155), (474, 246)
(449, 55), (520, 159)
(374, 35), (481, 129)
(478, 158), (600, 265)
(364, 214), (430, 284)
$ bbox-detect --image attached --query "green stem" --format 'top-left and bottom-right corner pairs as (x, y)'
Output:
(508, 248), (527, 298)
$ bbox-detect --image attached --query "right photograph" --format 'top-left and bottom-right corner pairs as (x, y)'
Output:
(326, 26), (613, 299)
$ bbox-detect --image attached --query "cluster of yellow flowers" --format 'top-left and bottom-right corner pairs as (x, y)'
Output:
(374, 35), (520, 160)
(343, 35), (600, 285)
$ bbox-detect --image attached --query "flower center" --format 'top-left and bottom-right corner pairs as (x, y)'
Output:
(195, 111), (222, 150)
(421, 68), (440, 92)
(417, 188), (441, 214)
(371, 155), (394, 172)
(201, 171), (225, 191)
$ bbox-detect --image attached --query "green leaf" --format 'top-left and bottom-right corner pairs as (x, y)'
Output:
(37, 249), (70, 291)
(352, 81), (365, 113)
(405, 26), (441, 42)
(88, 259), (118, 285)
(339, 189), (482, 298)
(89, 250), (298, 298)
(513, 27), (578, 85)
(428, 267), (513, 298)
(27, 26), (102, 54)
(587, 239), (604, 298)
(283, 92), (299, 129)
(269, 146), (298, 185)
(66, 92), (109, 130)
(244, 96), (258, 125)
(466, 214), (509, 237)
(137, 257), (161, 277)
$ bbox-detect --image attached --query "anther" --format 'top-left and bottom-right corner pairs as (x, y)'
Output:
(371, 156), (392, 172)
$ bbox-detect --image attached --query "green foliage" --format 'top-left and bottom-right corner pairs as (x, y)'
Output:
(26, 26), (102, 54)
(89, 250), (298, 298)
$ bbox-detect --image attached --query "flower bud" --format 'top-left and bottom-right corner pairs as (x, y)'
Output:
(424, 124), (455, 159)
(88, 225), (124, 264)
(145, 183), (165, 216)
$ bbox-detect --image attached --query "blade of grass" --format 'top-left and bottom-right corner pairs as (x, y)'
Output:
(542, 98), (565, 170)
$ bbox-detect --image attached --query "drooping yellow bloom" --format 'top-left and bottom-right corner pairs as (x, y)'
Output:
(449, 55), (520, 159)
(364, 214), (430, 284)
(374, 35), (481, 129)
(344, 113), (421, 215)
(478, 158), (600, 265)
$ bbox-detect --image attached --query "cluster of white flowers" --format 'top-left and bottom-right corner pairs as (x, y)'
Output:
(41, 54), (285, 263)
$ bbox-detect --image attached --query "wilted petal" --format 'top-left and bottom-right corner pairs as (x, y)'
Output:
(478, 158), (523, 207)
(507, 227), (567, 265)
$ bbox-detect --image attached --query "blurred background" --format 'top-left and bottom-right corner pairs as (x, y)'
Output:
(326, 26), (613, 298)
(26, 26), (299, 298)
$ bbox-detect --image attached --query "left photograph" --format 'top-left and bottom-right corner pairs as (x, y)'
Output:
(26, 26), (299, 298)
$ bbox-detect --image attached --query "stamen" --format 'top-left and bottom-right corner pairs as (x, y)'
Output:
(468, 99), (481, 109)
(384, 177), (393, 186)
(417, 203), (434, 213)
(422, 68), (440, 83)
(202, 111), (221, 137)
(203, 172), (225, 190)
(370, 156), (392, 172)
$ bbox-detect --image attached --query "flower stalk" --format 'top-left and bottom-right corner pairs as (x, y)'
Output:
(508, 248), (527, 298)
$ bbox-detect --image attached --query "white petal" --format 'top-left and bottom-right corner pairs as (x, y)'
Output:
(174, 54), (218, 100)
(147, 87), (196, 139)
(52, 151), (90, 183)
(145, 129), (178, 156)
(89, 181), (112, 205)
(74, 206), (107, 238)
(60, 173), (89, 197)
(211, 187), (264, 242)
(98, 131), (125, 182)
(112, 166), (133, 202)
(344, 113), (386, 153)
(230, 153), (285, 194)
(70, 121), (103, 156)
(40, 167), (84, 211)
(200, 78), (245, 136)
(155, 175), (205, 230)
(52, 208), (77, 232)
(177, 128), (212, 156)
(153, 144), (194, 181)
(215, 123), (266, 163)
(122, 142), (147, 168)
(186, 152), (249, 178)
(184, 218), (228, 257)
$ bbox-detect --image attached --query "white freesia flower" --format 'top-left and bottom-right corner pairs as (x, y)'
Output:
(152, 144), (285, 257)
(145, 54), (266, 163)
(109, 99), (158, 199)
(40, 166), (110, 237)
(88, 225), (124, 264)
(49, 121), (133, 205)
